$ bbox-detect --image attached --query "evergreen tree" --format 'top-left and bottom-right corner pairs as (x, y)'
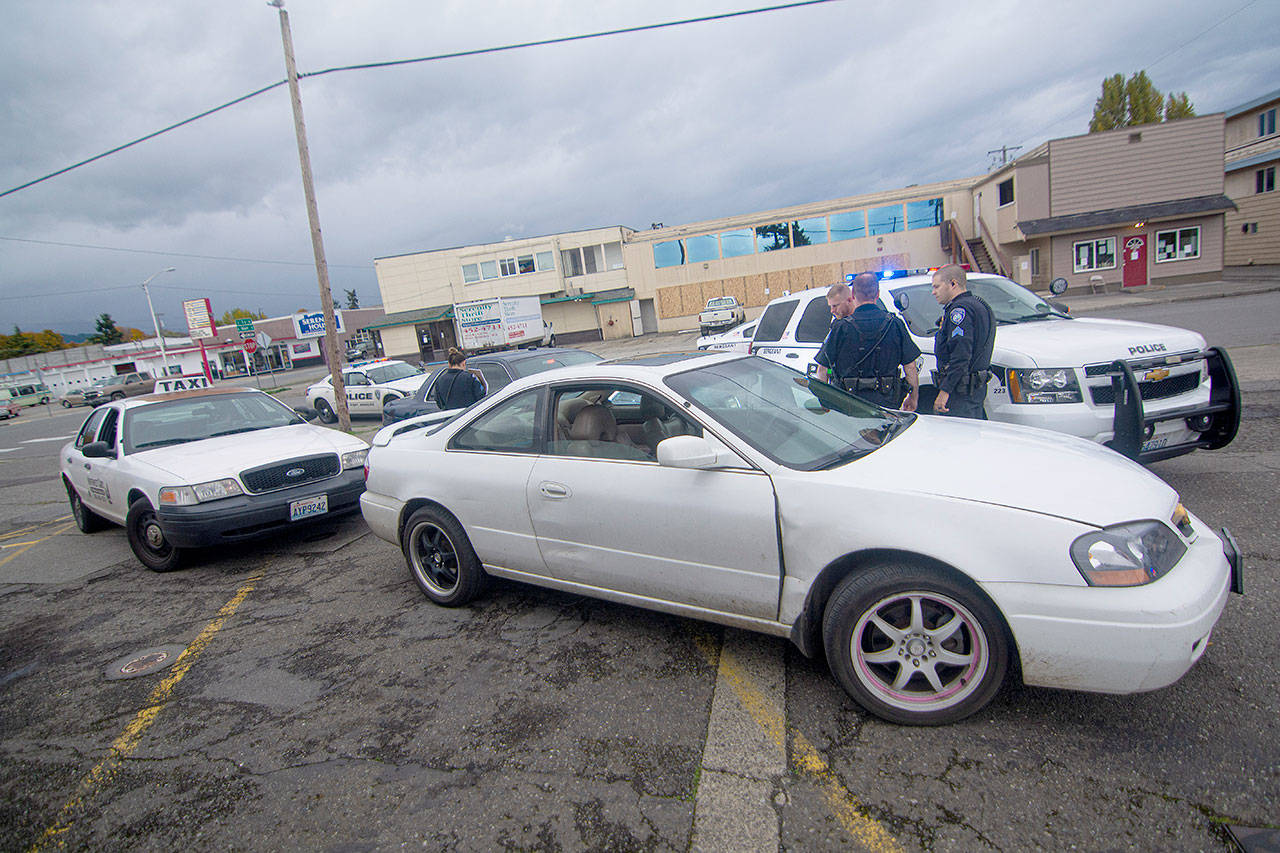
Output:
(1164, 92), (1196, 121)
(344, 289), (360, 309)
(1125, 71), (1164, 125)
(1089, 71), (1195, 132)
(1089, 73), (1128, 132)
(88, 313), (124, 345)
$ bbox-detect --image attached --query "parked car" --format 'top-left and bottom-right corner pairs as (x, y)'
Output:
(305, 359), (426, 422)
(3, 382), (52, 407)
(345, 340), (375, 362)
(0, 399), (19, 420)
(360, 352), (1241, 725)
(748, 271), (1240, 462)
(698, 296), (747, 336)
(696, 320), (757, 353)
(381, 347), (602, 425)
(61, 378), (111, 408)
(60, 387), (369, 572)
(78, 372), (155, 407)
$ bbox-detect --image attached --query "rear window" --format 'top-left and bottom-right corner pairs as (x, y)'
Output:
(752, 300), (799, 343)
(795, 296), (834, 343)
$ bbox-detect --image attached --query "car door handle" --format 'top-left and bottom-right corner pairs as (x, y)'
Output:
(539, 482), (570, 499)
(785, 352), (799, 358)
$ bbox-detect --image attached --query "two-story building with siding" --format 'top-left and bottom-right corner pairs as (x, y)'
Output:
(1224, 88), (1280, 269)
(974, 113), (1235, 292)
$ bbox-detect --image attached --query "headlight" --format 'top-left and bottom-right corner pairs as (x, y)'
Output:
(1070, 521), (1187, 587)
(1007, 368), (1082, 404)
(158, 478), (244, 506)
(341, 449), (369, 470)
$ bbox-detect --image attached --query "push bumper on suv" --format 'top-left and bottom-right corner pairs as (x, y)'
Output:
(157, 469), (365, 548)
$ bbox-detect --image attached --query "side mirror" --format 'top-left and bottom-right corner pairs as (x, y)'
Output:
(1049, 276), (1069, 296)
(293, 407), (318, 422)
(82, 441), (115, 459)
(892, 291), (909, 311)
(1047, 299), (1069, 314)
(656, 435), (724, 469)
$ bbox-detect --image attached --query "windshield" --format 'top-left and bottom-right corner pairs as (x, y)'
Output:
(509, 350), (602, 378)
(707, 297), (736, 309)
(103, 376), (125, 386)
(890, 276), (1064, 336)
(665, 356), (911, 470)
(125, 393), (303, 452)
(366, 362), (422, 383)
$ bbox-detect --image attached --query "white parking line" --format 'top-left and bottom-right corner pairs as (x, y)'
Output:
(0, 448), (18, 453)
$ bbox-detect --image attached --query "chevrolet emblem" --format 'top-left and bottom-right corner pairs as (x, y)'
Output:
(1142, 368), (1170, 382)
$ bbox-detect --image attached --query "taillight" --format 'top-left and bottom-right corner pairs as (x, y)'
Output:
(363, 462), (370, 483)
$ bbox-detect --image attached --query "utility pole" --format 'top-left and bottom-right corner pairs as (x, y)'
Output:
(269, 0), (350, 431)
(987, 144), (1022, 167)
(141, 267), (176, 376)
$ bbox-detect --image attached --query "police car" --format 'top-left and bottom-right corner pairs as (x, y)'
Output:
(305, 358), (427, 422)
(696, 320), (758, 353)
(748, 270), (1240, 462)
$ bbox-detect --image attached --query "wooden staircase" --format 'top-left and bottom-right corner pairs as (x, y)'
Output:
(966, 238), (996, 274)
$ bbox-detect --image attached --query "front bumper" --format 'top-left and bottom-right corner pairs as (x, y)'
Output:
(157, 469), (365, 548)
(985, 523), (1239, 695)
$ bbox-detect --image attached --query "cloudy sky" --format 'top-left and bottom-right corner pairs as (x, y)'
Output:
(1, 0), (1276, 334)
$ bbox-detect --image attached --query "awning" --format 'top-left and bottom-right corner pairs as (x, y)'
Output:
(1017, 194), (1237, 237)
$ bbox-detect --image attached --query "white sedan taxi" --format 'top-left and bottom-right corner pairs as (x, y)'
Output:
(361, 353), (1242, 725)
(696, 320), (757, 353)
(305, 358), (426, 422)
(61, 387), (369, 572)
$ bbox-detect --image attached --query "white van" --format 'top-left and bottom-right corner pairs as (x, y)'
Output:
(748, 271), (1240, 462)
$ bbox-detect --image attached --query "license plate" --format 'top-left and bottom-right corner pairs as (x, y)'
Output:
(1140, 435), (1169, 453)
(289, 494), (328, 521)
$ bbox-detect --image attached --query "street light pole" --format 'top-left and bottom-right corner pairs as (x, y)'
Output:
(268, 0), (350, 431)
(141, 267), (176, 376)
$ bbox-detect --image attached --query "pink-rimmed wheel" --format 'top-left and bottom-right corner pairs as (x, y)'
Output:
(823, 564), (1010, 725)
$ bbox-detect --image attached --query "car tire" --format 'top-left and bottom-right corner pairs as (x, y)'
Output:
(401, 506), (485, 607)
(110, 392), (125, 401)
(61, 399), (72, 408)
(40, 396), (50, 404)
(66, 483), (107, 533)
(700, 326), (709, 336)
(125, 498), (183, 572)
(822, 563), (1009, 725)
(382, 394), (399, 408)
(314, 399), (336, 424)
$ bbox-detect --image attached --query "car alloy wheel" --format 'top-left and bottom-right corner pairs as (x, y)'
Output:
(401, 506), (484, 606)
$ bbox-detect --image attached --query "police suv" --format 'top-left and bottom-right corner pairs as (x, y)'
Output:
(305, 359), (427, 422)
(748, 271), (1240, 462)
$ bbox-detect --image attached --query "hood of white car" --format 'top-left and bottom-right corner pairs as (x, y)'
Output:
(837, 415), (1176, 527)
(132, 424), (367, 482)
(383, 375), (428, 395)
(991, 318), (1206, 367)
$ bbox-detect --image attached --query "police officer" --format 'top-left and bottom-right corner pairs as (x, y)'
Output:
(931, 264), (996, 418)
(815, 274), (920, 410)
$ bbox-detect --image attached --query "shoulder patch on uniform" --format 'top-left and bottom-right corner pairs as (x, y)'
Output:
(950, 307), (966, 325)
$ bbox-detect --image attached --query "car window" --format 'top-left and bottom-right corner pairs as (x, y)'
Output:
(476, 363), (510, 395)
(416, 366), (447, 402)
(795, 296), (834, 343)
(99, 409), (120, 450)
(76, 408), (108, 448)
(740, 324), (757, 338)
(752, 299), (798, 343)
(890, 276), (1057, 335)
(343, 372), (369, 386)
(450, 389), (540, 454)
(125, 393), (304, 453)
(366, 362), (421, 383)
(508, 350), (602, 377)
(666, 357), (908, 470)
(550, 384), (700, 462)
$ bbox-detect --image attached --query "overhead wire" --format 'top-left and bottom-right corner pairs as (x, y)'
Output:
(0, 235), (368, 269)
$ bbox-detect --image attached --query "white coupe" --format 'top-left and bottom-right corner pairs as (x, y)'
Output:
(360, 353), (1242, 725)
(61, 387), (369, 572)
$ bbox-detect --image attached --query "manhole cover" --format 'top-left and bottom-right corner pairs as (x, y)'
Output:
(105, 645), (187, 681)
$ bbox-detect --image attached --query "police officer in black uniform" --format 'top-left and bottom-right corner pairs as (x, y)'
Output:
(815, 274), (920, 410)
(931, 264), (996, 419)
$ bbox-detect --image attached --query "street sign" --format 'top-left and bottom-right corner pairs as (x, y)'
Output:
(255, 331), (273, 348)
(292, 309), (344, 339)
(235, 317), (256, 339)
(183, 298), (217, 339)
(243, 339), (259, 355)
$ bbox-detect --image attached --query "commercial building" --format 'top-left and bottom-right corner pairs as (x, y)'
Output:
(1224, 88), (1280, 269)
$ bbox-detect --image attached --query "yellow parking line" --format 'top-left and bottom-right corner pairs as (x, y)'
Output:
(28, 574), (261, 852)
(693, 631), (903, 853)
(0, 523), (75, 570)
(0, 516), (72, 543)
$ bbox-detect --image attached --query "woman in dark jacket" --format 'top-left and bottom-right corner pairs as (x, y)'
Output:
(431, 348), (486, 410)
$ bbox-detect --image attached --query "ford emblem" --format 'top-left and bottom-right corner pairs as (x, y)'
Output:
(285, 467), (306, 477)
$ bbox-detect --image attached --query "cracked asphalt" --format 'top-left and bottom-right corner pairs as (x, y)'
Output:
(1, 306), (1277, 849)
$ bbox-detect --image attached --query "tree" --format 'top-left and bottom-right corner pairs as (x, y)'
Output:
(87, 313), (124, 345)
(1089, 71), (1196, 132)
(216, 307), (267, 326)
(344, 289), (360, 310)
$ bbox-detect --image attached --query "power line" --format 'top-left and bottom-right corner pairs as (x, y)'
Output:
(0, 235), (369, 269)
(0, 0), (841, 200)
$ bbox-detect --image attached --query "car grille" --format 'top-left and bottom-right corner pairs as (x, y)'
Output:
(240, 453), (340, 494)
(1089, 372), (1201, 405)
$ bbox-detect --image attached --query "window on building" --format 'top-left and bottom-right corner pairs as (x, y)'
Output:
(462, 263), (480, 283)
(997, 179), (1014, 206)
(535, 251), (554, 271)
(1260, 108), (1276, 138)
(829, 210), (866, 241)
(1030, 248), (1040, 276)
(1257, 166), (1276, 194)
(480, 260), (499, 279)
(1072, 237), (1117, 273)
(500, 257), (518, 276)
(905, 198), (944, 230)
(719, 228), (754, 257)
(581, 244), (603, 274)
(685, 234), (719, 263)
(517, 255), (535, 274)
(793, 217), (828, 246)
(868, 204), (904, 236)
(755, 223), (791, 252)
(603, 242), (624, 270)
(653, 240), (685, 269)
(1154, 227), (1200, 263)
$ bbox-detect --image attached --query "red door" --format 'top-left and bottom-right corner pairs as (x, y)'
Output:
(1122, 234), (1147, 288)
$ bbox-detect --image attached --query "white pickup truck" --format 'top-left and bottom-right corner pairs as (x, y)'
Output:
(748, 272), (1240, 463)
(698, 296), (747, 336)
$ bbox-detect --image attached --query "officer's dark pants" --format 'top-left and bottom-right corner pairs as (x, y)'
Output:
(943, 389), (987, 419)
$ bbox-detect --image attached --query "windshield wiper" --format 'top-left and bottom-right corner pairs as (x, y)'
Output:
(1010, 312), (1067, 322)
(134, 437), (197, 450)
(209, 426), (268, 437)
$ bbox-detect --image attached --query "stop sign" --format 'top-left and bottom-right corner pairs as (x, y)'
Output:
(243, 339), (259, 355)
